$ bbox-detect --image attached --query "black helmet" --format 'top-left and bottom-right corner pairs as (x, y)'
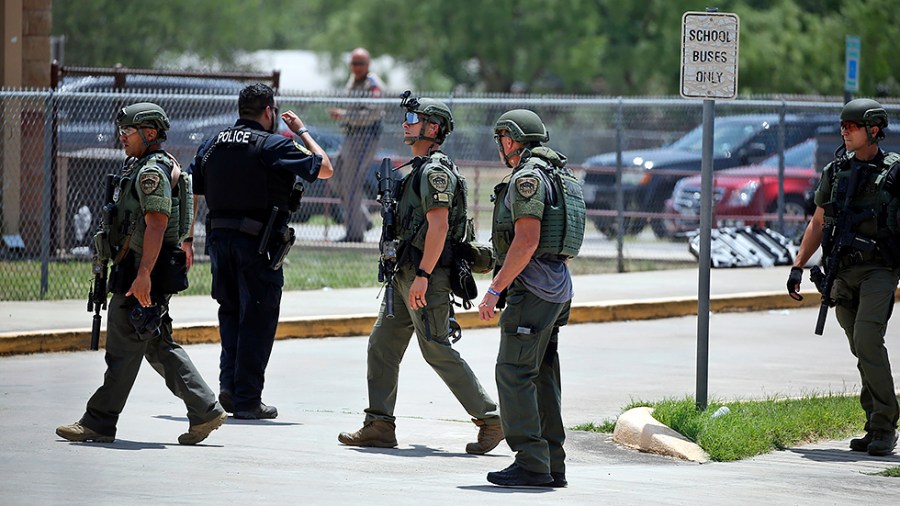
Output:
(841, 98), (888, 143)
(116, 102), (170, 141)
(493, 109), (549, 144)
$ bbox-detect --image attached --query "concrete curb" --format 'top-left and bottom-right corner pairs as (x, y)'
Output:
(0, 290), (818, 356)
(613, 406), (710, 463)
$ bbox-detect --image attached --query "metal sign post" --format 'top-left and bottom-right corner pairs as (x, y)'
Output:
(844, 35), (860, 104)
(680, 8), (740, 411)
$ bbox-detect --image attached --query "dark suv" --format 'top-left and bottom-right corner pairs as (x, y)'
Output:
(581, 114), (833, 238)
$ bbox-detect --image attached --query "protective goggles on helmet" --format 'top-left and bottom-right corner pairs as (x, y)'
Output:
(840, 121), (863, 131)
(405, 111), (421, 125)
(117, 125), (140, 137)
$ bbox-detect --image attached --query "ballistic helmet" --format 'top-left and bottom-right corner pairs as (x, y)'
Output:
(400, 91), (454, 144)
(841, 98), (888, 143)
(493, 109), (549, 144)
(116, 102), (170, 141)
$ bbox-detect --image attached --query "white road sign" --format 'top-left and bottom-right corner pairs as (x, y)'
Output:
(680, 11), (740, 100)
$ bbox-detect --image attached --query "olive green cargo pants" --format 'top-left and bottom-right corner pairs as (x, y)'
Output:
(496, 280), (571, 475)
(80, 293), (222, 437)
(833, 263), (900, 432)
(364, 265), (500, 425)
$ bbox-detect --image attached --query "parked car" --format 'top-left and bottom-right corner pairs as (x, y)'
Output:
(581, 114), (833, 238)
(667, 138), (818, 240)
(55, 75), (246, 164)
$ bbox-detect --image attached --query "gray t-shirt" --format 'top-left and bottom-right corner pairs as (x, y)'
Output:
(518, 256), (573, 303)
(504, 190), (574, 303)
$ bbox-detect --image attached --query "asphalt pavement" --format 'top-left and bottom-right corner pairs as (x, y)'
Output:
(1, 266), (899, 504)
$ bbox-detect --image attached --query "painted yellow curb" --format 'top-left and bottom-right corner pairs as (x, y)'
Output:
(0, 290), (822, 356)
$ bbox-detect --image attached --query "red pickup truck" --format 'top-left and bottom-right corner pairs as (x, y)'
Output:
(666, 139), (818, 240)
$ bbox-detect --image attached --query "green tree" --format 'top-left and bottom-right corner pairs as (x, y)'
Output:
(52, 0), (314, 68)
(306, 0), (608, 93)
(53, 0), (899, 96)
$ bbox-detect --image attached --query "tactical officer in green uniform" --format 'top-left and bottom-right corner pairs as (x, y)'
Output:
(57, 103), (226, 445)
(338, 95), (504, 454)
(480, 109), (585, 487)
(789, 98), (899, 456)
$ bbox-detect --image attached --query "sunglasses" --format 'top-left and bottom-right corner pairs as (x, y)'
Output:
(493, 133), (507, 144)
(840, 121), (862, 131)
(350, 61), (368, 67)
(405, 112), (421, 125)
(118, 126), (139, 137)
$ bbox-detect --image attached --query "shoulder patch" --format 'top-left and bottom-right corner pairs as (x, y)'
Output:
(515, 176), (539, 198)
(294, 140), (312, 156)
(139, 172), (162, 195)
(428, 172), (450, 193)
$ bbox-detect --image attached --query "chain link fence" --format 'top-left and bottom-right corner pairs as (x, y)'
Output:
(2, 85), (899, 300)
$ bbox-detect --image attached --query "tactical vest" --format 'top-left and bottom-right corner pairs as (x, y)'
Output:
(201, 125), (293, 222)
(491, 148), (586, 265)
(824, 152), (900, 240)
(396, 152), (469, 254)
(106, 150), (190, 257)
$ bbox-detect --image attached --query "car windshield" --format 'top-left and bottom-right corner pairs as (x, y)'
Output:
(669, 120), (765, 157)
(759, 138), (816, 169)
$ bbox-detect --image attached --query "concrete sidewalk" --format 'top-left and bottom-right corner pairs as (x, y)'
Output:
(0, 266), (821, 355)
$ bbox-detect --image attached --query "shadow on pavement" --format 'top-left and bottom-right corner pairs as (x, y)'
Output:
(56, 439), (173, 450)
(457, 485), (555, 494)
(154, 414), (301, 427)
(790, 447), (900, 464)
(343, 443), (478, 459)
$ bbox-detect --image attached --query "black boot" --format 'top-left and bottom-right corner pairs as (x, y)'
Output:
(867, 429), (898, 456)
(487, 463), (552, 487)
(849, 431), (872, 452)
(545, 472), (567, 488)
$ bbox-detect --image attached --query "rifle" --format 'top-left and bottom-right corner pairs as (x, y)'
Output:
(813, 160), (877, 335)
(87, 174), (118, 350)
(376, 157), (399, 318)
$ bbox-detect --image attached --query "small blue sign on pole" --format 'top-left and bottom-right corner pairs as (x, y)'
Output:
(845, 35), (860, 93)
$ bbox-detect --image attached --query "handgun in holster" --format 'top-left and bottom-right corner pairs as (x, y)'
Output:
(268, 225), (296, 270)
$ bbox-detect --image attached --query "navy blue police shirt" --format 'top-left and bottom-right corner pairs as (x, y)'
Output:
(189, 119), (322, 222)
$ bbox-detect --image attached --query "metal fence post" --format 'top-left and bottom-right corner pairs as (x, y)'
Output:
(40, 90), (54, 298)
(777, 101), (786, 234)
(615, 97), (625, 273)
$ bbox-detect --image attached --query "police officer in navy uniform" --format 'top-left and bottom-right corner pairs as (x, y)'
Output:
(480, 109), (586, 487)
(57, 102), (226, 445)
(789, 98), (899, 456)
(190, 83), (333, 419)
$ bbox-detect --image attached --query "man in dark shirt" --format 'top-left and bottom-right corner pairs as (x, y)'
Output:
(190, 83), (333, 419)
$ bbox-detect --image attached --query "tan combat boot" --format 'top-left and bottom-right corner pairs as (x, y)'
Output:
(466, 418), (504, 455)
(56, 422), (114, 443)
(178, 411), (227, 445)
(338, 420), (398, 448)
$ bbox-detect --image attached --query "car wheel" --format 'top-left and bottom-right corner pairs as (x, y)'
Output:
(650, 217), (678, 240)
(329, 205), (346, 225)
(592, 215), (646, 238)
(767, 196), (807, 241)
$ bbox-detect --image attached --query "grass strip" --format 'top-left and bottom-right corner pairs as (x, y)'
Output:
(576, 393), (884, 462)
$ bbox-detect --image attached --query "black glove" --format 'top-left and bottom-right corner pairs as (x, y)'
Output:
(885, 164), (900, 198)
(787, 266), (803, 301)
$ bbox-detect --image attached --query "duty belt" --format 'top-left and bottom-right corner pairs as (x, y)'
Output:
(209, 218), (264, 236)
(839, 247), (881, 268)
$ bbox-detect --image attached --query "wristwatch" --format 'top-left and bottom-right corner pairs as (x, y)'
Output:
(415, 268), (432, 279)
(295, 127), (309, 136)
